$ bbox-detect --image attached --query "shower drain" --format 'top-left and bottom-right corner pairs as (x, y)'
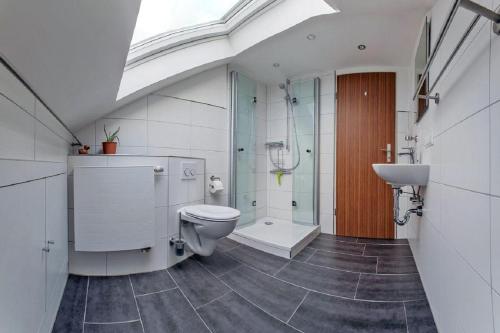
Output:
(264, 221), (274, 225)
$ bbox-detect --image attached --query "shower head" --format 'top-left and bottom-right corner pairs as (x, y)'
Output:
(279, 83), (286, 90)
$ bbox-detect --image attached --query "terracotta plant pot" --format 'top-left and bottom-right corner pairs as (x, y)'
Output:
(102, 142), (117, 154)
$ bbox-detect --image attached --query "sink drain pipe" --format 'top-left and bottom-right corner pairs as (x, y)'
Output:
(392, 187), (424, 226)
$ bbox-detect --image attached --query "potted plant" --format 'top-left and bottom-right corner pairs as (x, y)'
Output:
(102, 125), (120, 154)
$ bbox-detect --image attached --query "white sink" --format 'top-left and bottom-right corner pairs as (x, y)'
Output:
(372, 164), (430, 187)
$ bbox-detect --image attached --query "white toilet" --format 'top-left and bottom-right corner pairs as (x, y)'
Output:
(178, 205), (240, 256)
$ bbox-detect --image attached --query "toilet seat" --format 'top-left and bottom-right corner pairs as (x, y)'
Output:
(178, 204), (240, 256)
(183, 205), (240, 222)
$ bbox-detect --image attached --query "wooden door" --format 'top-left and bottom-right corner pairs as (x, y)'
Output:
(336, 72), (396, 239)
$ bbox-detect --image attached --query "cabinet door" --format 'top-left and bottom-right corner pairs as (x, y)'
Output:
(45, 175), (68, 317)
(0, 180), (46, 333)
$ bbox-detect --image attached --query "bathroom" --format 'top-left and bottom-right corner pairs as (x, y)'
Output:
(0, 0), (499, 332)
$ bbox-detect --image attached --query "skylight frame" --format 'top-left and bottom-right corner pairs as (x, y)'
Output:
(126, 0), (279, 67)
(130, 0), (252, 50)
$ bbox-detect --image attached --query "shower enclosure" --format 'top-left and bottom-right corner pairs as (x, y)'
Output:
(229, 72), (320, 252)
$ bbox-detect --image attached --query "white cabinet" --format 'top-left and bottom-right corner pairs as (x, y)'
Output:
(0, 180), (46, 333)
(43, 175), (68, 331)
(0, 174), (68, 333)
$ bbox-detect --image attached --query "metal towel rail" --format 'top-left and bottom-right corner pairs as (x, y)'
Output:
(414, 0), (500, 104)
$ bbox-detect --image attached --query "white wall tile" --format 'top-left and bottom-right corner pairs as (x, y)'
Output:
(440, 108), (489, 193)
(106, 240), (167, 276)
(491, 16), (500, 103)
(155, 66), (228, 108)
(68, 243), (106, 275)
(491, 196), (500, 293)
(320, 94), (335, 115)
(147, 95), (191, 124)
(35, 100), (73, 143)
(493, 290), (500, 331)
(320, 134), (334, 154)
(268, 207), (292, 221)
(0, 95), (35, 160)
(0, 159), (65, 188)
(35, 122), (69, 162)
(320, 114), (334, 134)
(320, 213), (334, 234)
(319, 74), (335, 96)
(96, 118), (147, 147)
(107, 97), (147, 120)
(76, 124), (96, 151)
(268, 101), (287, 120)
(441, 185), (490, 282)
(191, 103), (228, 130)
(190, 127), (227, 152)
(0, 63), (35, 115)
(148, 121), (191, 149)
(269, 190), (292, 210)
(491, 102), (500, 196)
(433, 22), (490, 134)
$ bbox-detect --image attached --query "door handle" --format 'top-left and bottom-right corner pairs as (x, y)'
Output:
(379, 144), (392, 162)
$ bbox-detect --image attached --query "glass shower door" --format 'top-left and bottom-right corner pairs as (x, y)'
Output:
(292, 79), (319, 225)
(232, 73), (257, 226)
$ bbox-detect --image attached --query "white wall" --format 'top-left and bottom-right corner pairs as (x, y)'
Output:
(0, 62), (71, 332)
(409, 0), (500, 331)
(77, 65), (230, 207)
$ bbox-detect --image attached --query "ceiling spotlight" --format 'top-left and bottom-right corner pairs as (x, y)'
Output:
(306, 34), (316, 40)
(357, 44), (366, 50)
(273, 63), (280, 68)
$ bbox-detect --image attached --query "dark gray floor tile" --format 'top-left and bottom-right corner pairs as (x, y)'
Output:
(357, 238), (409, 245)
(83, 321), (143, 333)
(52, 275), (87, 333)
(194, 250), (242, 277)
(289, 292), (406, 333)
(356, 274), (426, 301)
(292, 247), (316, 262)
(363, 244), (413, 257)
(308, 237), (365, 255)
(197, 292), (298, 333)
(220, 265), (307, 321)
(405, 300), (438, 333)
(130, 270), (175, 295)
(276, 261), (359, 298)
(217, 237), (240, 252)
(308, 250), (377, 273)
(227, 245), (289, 275)
(85, 276), (138, 323)
(378, 256), (418, 274)
(168, 258), (229, 308)
(137, 288), (209, 333)
(317, 233), (358, 243)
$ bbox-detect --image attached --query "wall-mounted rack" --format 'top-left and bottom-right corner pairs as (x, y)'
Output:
(414, 0), (500, 104)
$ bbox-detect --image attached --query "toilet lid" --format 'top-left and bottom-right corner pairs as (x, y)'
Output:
(183, 205), (240, 221)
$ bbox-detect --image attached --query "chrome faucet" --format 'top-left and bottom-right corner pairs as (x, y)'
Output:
(398, 147), (415, 164)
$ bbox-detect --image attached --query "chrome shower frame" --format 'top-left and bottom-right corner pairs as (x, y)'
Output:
(229, 72), (320, 227)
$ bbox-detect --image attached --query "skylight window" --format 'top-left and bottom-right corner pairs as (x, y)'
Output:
(131, 0), (244, 46)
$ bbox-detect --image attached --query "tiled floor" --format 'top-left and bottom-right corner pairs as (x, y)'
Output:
(53, 234), (437, 333)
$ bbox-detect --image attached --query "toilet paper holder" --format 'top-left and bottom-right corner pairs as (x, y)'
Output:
(210, 175), (221, 181)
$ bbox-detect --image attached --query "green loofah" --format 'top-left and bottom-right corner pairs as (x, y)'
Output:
(276, 170), (284, 186)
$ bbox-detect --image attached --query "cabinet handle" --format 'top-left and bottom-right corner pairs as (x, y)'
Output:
(42, 247), (50, 253)
(48, 240), (55, 245)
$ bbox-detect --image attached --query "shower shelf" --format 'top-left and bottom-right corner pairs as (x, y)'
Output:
(270, 169), (291, 174)
(265, 141), (284, 148)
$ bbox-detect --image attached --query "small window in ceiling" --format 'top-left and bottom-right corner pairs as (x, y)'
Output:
(131, 0), (245, 46)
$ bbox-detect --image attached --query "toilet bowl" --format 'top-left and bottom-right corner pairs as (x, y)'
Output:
(178, 205), (240, 256)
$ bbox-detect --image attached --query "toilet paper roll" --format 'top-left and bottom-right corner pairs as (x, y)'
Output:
(209, 180), (224, 194)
